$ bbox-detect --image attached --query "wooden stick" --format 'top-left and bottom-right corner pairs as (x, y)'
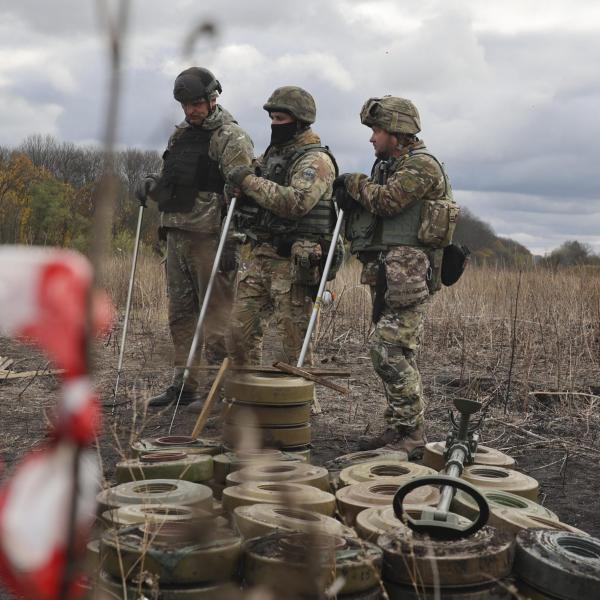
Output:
(191, 357), (230, 438)
(176, 364), (351, 377)
(0, 368), (64, 380)
(272, 361), (349, 396)
(0, 357), (14, 371)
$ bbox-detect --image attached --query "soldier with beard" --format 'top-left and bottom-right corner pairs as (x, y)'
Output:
(227, 86), (338, 365)
(136, 67), (253, 407)
(334, 96), (459, 458)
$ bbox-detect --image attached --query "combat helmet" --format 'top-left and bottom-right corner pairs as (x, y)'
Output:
(173, 67), (222, 103)
(360, 96), (421, 134)
(263, 86), (316, 124)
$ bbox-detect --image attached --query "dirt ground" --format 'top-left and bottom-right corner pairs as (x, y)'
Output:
(1, 317), (599, 546)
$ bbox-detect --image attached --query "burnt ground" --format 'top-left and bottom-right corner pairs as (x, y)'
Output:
(1, 320), (599, 545)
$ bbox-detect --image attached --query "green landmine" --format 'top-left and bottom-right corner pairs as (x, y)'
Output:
(100, 522), (242, 586)
(114, 451), (213, 484)
(213, 449), (306, 484)
(131, 435), (222, 457)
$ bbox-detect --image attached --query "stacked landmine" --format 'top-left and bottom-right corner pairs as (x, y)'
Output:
(380, 527), (516, 599)
(224, 448), (386, 597)
(241, 532), (383, 599)
(324, 449), (408, 490)
(90, 431), (246, 598)
(222, 373), (313, 460)
(451, 489), (588, 537)
(98, 520), (243, 598)
(424, 440), (516, 470)
(513, 529), (600, 599)
(335, 459), (440, 525)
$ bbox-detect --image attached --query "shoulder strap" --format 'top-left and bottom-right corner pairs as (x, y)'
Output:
(287, 144), (339, 180)
(408, 149), (449, 195)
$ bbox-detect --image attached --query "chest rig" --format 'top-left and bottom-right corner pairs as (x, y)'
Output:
(235, 143), (338, 246)
(157, 126), (225, 213)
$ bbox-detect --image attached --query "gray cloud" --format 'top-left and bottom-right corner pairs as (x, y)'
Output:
(0, 0), (598, 253)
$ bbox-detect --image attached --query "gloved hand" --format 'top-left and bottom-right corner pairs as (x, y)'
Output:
(333, 174), (358, 212)
(227, 165), (254, 188)
(135, 175), (158, 206)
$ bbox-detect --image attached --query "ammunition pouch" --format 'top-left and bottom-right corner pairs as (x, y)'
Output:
(291, 240), (322, 285)
(418, 198), (460, 248)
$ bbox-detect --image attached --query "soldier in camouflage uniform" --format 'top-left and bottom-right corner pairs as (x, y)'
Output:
(334, 96), (458, 458)
(136, 67), (253, 406)
(227, 86), (338, 364)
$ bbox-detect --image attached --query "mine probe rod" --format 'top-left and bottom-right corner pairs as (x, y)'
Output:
(438, 446), (468, 513)
(112, 202), (144, 410)
(169, 196), (237, 433)
(297, 208), (344, 368)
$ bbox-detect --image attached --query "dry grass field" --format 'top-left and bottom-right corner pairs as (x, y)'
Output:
(0, 252), (599, 598)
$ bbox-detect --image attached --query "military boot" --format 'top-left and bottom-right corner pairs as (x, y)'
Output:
(385, 424), (426, 462)
(358, 427), (401, 451)
(147, 385), (201, 408)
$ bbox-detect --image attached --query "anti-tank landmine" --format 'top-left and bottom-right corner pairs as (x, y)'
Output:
(90, 375), (600, 599)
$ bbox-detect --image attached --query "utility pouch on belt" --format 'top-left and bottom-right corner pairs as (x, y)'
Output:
(291, 240), (322, 285)
(383, 246), (430, 309)
(418, 198), (459, 248)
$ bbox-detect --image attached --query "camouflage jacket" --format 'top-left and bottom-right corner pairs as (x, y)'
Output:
(345, 140), (446, 219)
(160, 105), (254, 234)
(238, 129), (336, 257)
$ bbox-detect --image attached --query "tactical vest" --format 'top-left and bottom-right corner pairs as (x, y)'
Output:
(156, 126), (225, 213)
(236, 143), (338, 243)
(346, 148), (452, 253)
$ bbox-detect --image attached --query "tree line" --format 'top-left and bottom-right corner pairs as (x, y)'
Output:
(0, 134), (597, 268)
(0, 134), (162, 253)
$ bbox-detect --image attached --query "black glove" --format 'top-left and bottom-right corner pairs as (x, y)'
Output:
(333, 174), (358, 213)
(135, 175), (158, 206)
(227, 165), (254, 188)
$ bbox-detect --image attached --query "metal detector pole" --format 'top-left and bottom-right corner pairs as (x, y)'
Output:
(297, 208), (344, 368)
(112, 202), (144, 411)
(169, 196), (237, 433)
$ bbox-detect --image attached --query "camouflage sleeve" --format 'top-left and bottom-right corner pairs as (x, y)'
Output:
(241, 152), (335, 219)
(209, 122), (254, 178)
(345, 155), (443, 217)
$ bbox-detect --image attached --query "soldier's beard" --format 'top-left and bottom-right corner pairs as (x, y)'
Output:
(375, 149), (391, 160)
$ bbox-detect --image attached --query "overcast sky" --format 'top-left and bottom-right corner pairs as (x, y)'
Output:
(0, 0), (598, 254)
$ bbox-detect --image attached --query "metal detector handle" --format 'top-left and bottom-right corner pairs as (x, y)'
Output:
(392, 475), (490, 539)
(297, 208), (345, 368)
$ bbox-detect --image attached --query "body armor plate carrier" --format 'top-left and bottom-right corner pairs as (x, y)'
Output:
(156, 126), (225, 213)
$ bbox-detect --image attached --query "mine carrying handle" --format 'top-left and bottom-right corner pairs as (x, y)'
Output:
(391, 397), (490, 538)
(392, 475), (490, 539)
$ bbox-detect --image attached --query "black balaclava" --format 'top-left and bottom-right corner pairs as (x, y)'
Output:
(270, 121), (298, 145)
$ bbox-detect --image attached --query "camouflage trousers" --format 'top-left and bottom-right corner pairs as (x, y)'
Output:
(166, 229), (237, 391)
(370, 290), (429, 430)
(230, 251), (313, 365)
